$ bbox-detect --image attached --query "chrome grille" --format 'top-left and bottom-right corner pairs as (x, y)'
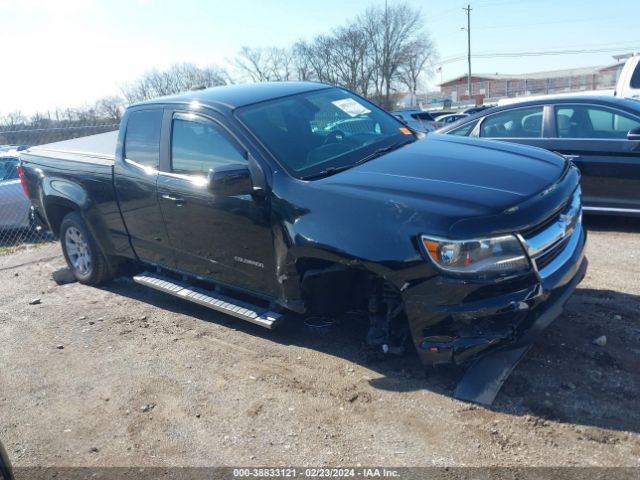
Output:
(522, 188), (582, 276)
(533, 236), (570, 270)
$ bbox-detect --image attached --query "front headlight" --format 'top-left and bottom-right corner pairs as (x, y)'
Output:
(421, 234), (530, 276)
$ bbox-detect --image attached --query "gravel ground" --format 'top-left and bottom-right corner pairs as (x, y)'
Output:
(0, 216), (639, 468)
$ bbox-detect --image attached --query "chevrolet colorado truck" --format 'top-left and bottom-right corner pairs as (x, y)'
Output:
(19, 82), (587, 385)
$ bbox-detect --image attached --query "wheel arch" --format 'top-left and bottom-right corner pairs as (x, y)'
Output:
(43, 196), (78, 237)
(41, 181), (117, 258)
(280, 246), (403, 316)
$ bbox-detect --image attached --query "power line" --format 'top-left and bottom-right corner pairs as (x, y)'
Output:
(426, 5), (464, 22)
(473, 15), (625, 31)
(437, 45), (640, 66)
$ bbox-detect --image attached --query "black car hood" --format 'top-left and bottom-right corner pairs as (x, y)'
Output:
(317, 134), (572, 237)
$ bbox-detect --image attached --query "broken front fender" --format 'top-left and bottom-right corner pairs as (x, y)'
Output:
(403, 225), (587, 366)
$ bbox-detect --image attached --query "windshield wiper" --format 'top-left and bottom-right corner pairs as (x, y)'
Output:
(301, 139), (414, 181)
(356, 139), (414, 164)
(301, 164), (355, 180)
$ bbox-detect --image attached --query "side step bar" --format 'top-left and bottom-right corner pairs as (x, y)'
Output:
(133, 271), (283, 329)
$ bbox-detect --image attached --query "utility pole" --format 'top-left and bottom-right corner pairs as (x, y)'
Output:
(463, 4), (472, 100)
(384, 0), (390, 108)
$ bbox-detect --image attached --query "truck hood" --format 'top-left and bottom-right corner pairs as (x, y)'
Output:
(315, 134), (572, 237)
(322, 134), (564, 210)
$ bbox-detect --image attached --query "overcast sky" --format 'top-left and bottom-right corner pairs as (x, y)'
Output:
(1, 0), (639, 115)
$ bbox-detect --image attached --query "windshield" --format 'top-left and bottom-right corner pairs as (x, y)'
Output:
(236, 87), (415, 179)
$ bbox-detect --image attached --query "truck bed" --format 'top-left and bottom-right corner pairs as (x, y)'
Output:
(22, 130), (118, 166)
(19, 130), (131, 258)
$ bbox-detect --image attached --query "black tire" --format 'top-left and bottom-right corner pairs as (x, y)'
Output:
(59, 212), (114, 285)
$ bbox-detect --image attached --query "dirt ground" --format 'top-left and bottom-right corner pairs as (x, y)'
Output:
(0, 216), (639, 468)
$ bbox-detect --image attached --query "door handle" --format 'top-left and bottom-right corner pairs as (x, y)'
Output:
(161, 194), (185, 203)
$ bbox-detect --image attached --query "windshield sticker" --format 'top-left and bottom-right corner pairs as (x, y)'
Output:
(332, 98), (371, 117)
(399, 127), (412, 135)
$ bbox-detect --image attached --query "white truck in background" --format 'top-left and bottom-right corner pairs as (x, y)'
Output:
(615, 54), (640, 99)
(498, 54), (640, 106)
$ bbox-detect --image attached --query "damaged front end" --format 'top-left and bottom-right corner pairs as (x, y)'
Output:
(405, 186), (587, 368)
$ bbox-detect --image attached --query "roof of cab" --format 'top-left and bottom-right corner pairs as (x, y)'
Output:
(133, 81), (332, 110)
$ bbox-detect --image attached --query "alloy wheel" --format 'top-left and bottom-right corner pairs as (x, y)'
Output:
(65, 226), (92, 275)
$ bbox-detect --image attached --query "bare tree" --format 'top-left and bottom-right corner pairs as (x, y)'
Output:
(294, 27), (372, 97)
(121, 63), (229, 103)
(233, 47), (269, 82)
(358, 3), (431, 109)
(332, 24), (373, 96)
(302, 35), (339, 86)
(0, 111), (27, 130)
(233, 47), (292, 82)
(95, 96), (126, 123)
(1, 4), (437, 147)
(247, 3), (435, 107)
(396, 38), (436, 105)
(291, 41), (316, 81)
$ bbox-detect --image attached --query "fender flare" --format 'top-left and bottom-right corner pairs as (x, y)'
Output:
(41, 178), (116, 257)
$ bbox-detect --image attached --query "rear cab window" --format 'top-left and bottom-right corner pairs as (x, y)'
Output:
(124, 110), (163, 168)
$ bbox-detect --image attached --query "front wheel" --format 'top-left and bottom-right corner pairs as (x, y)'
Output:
(60, 212), (114, 285)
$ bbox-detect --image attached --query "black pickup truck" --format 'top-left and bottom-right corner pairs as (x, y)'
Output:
(20, 82), (587, 397)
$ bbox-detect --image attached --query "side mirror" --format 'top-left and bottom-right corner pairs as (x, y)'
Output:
(627, 127), (640, 141)
(207, 163), (252, 196)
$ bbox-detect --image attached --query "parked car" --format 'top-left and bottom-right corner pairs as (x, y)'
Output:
(435, 113), (469, 126)
(20, 82), (586, 397)
(390, 109), (439, 132)
(462, 105), (491, 115)
(0, 152), (31, 230)
(0, 145), (28, 152)
(615, 54), (640, 99)
(429, 110), (455, 119)
(437, 95), (640, 216)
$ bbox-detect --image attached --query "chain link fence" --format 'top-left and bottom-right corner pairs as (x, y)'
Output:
(0, 123), (118, 256)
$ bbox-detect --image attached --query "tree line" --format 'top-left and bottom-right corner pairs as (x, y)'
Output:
(233, 3), (435, 108)
(0, 3), (435, 146)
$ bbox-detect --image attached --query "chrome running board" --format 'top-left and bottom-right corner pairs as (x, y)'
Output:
(133, 271), (283, 329)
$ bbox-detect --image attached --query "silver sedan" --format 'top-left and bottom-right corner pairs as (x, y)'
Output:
(0, 155), (31, 230)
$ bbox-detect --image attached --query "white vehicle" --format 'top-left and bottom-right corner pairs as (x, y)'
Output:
(615, 55), (640, 99)
(435, 112), (469, 126)
(389, 109), (439, 133)
(499, 55), (640, 106)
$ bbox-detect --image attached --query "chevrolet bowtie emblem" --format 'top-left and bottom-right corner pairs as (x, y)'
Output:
(559, 212), (576, 238)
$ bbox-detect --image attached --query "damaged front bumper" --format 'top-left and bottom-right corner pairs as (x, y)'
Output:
(404, 220), (587, 367)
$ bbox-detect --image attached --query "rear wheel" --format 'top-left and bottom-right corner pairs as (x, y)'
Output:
(60, 212), (114, 285)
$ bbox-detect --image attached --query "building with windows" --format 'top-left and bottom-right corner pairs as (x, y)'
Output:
(438, 62), (625, 105)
